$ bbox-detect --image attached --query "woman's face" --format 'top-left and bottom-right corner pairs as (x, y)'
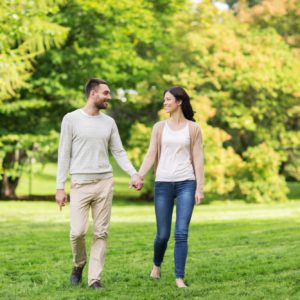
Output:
(163, 91), (181, 114)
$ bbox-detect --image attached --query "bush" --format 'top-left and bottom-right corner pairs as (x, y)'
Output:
(237, 143), (288, 203)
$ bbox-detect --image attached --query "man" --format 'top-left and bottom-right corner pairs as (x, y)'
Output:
(55, 78), (143, 289)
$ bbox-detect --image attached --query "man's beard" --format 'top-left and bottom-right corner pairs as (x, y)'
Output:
(95, 102), (107, 109)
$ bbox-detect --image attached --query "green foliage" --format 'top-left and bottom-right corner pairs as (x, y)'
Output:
(238, 143), (289, 202)
(170, 3), (299, 151)
(234, 0), (300, 179)
(285, 150), (300, 181)
(191, 95), (244, 196)
(29, 0), (183, 99)
(22, 0), (185, 145)
(0, 0), (69, 196)
(0, 0), (184, 197)
(127, 1), (299, 202)
(236, 0), (300, 48)
(1, 0), (299, 201)
(149, 1), (299, 201)
(226, 0), (262, 8)
(0, 131), (59, 176)
(0, 0), (68, 100)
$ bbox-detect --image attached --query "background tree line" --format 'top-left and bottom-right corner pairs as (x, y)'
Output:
(1, 0), (299, 201)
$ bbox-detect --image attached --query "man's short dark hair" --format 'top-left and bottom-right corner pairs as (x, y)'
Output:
(85, 78), (108, 97)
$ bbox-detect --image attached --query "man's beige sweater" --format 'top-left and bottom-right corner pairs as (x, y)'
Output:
(56, 109), (136, 189)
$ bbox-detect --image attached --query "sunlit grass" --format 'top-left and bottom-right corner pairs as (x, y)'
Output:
(1, 201), (300, 299)
(1, 201), (300, 224)
(5, 159), (300, 299)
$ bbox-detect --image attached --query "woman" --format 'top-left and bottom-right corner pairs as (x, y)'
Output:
(138, 86), (204, 288)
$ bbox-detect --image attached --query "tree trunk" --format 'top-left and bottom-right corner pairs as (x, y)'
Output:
(0, 174), (20, 199)
(0, 149), (25, 199)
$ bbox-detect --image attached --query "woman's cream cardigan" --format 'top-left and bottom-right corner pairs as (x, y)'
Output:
(138, 120), (204, 195)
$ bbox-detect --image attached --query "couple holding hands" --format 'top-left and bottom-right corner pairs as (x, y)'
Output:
(55, 78), (204, 289)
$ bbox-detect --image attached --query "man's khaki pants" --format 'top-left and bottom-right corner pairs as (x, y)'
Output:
(69, 177), (113, 286)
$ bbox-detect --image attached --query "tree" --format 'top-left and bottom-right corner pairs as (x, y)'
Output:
(129, 0), (299, 202)
(25, 0), (185, 138)
(234, 0), (300, 180)
(235, 0), (300, 49)
(0, 0), (185, 198)
(0, 0), (68, 198)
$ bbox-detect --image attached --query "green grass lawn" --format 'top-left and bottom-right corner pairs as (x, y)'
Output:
(1, 200), (300, 300)
(6, 163), (300, 298)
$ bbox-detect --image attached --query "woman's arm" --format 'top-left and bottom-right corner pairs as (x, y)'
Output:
(138, 123), (159, 179)
(193, 125), (204, 203)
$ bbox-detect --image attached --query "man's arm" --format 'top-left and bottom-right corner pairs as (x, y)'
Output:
(55, 115), (72, 208)
(109, 121), (143, 189)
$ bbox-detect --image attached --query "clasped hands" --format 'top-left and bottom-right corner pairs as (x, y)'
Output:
(129, 173), (143, 191)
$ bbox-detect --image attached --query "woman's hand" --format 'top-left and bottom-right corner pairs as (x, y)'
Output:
(129, 173), (144, 191)
(195, 190), (204, 205)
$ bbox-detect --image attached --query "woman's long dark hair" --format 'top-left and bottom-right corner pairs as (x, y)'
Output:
(164, 86), (195, 122)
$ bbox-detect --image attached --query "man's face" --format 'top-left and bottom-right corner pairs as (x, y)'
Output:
(92, 84), (111, 109)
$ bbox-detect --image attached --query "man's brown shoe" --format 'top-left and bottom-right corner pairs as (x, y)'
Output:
(90, 281), (102, 289)
(70, 265), (85, 285)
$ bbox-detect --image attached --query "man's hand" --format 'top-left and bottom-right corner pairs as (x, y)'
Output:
(195, 190), (204, 205)
(56, 189), (67, 211)
(129, 173), (143, 191)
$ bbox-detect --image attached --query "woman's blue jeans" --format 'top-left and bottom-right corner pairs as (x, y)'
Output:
(153, 180), (196, 279)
